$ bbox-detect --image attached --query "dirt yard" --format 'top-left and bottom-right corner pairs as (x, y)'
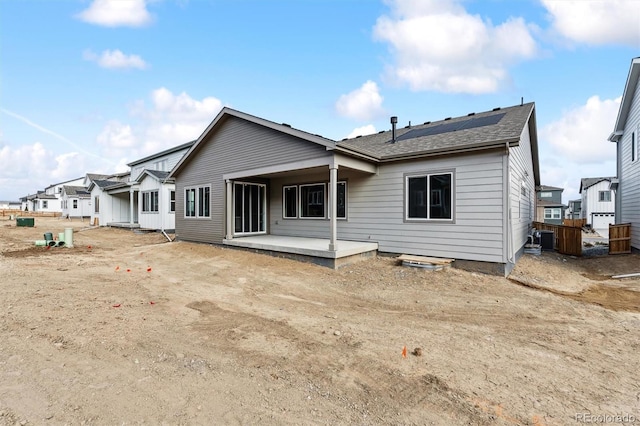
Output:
(1, 217), (639, 425)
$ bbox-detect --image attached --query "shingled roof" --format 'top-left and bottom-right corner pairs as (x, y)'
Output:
(337, 103), (535, 161)
(63, 186), (90, 197)
(579, 177), (615, 193)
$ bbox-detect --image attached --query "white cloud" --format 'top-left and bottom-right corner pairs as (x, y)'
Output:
(335, 81), (385, 121)
(83, 49), (148, 70)
(102, 87), (224, 160)
(373, 0), (538, 93)
(346, 125), (377, 139)
(0, 143), (91, 198)
(541, 0), (640, 46)
(541, 96), (620, 164)
(76, 0), (152, 27)
(96, 120), (137, 159)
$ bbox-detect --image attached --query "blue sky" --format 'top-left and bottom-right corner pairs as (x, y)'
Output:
(1, 0), (638, 202)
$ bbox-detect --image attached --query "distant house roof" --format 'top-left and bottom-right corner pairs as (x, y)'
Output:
(92, 179), (124, 189)
(579, 177), (615, 193)
(127, 141), (196, 167)
(86, 173), (110, 182)
(538, 185), (563, 192)
(36, 194), (57, 200)
(63, 186), (90, 197)
(337, 103), (536, 162)
(135, 169), (172, 183)
(609, 57), (640, 142)
(45, 176), (84, 190)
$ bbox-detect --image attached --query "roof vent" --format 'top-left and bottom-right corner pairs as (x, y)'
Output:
(282, 123), (291, 127)
(444, 117), (452, 121)
(492, 107), (501, 111)
(391, 116), (398, 143)
(423, 121), (431, 125)
(356, 135), (362, 138)
(467, 112), (475, 116)
(378, 130), (384, 134)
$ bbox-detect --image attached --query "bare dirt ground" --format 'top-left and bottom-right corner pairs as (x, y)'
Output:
(1, 217), (639, 425)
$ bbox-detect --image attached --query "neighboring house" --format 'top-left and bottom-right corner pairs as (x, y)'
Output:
(0, 200), (21, 209)
(608, 57), (640, 250)
(89, 142), (193, 230)
(565, 199), (582, 220)
(579, 177), (616, 229)
(169, 103), (540, 276)
(42, 177), (84, 213)
(535, 185), (564, 225)
(134, 170), (177, 232)
(61, 186), (91, 219)
(88, 174), (131, 227)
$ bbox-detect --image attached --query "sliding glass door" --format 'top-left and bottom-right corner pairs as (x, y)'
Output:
(233, 182), (266, 235)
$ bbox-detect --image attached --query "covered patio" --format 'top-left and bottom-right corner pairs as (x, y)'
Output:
(223, 235), (378, 268)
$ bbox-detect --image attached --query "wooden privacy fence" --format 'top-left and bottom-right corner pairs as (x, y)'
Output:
(532, 222), (582, 256)
(609, 223), (631, 255)
(562, 218), (586, 228)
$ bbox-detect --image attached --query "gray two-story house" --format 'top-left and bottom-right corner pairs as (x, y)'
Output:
(535, 185), (564, 225)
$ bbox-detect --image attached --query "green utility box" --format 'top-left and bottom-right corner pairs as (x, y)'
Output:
(16, 217), (35, 227)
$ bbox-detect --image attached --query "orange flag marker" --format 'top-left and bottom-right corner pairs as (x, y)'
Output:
(402, 346), (407, 358)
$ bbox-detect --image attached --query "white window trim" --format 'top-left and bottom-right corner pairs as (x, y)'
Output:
(404, 171), (454, 222)
(184, 185), (211, 219)
(142, 190), (159, 214)
(169, 190), (176, 214)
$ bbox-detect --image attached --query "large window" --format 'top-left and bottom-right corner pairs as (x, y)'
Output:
(142, 191), (159, 212)
(406, 172), (453, 220)
(185, 186), (210, 218)
(284, 182), (347, 219)
(169, 190), (175, 213)
(599, 190), (611, 202)
(300, 183), (326, 218)
(73, 199), (78, 209)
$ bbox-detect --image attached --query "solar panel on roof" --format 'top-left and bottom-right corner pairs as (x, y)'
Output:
(396, 112), (506, 141)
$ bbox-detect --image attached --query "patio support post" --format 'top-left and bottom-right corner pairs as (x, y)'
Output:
(226, 180), (233, 240)
(329, 165), (338, 251)
(129, 189), (134, 225)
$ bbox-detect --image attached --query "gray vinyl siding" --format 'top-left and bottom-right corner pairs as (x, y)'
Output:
(620, 77), (640, 249)
(174, 116), (331, 243)
(508, 123), (536, 259)
(270, 151), (506, 263)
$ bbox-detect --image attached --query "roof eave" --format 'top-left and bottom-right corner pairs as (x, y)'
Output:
(611, 57), (640, 136)
(169, 107), (337, 179)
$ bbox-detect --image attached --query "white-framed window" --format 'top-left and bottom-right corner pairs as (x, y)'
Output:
(544, 208), (561, 219)
(73, 199), (78, 209)
(405, 172), (453, 221)
(185, 186), (210, 218)
(94, 196), (100, 213)
(300, 183), (326, 218)
(283, 185), (297, 219)
(42, 200), (48, 209)
(599, 190), (611, 202)
(283, 181), (347, 219)
(539, 191), (552, 198)
(142, 191), (159, 213)
(169, 190), (175, 213)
